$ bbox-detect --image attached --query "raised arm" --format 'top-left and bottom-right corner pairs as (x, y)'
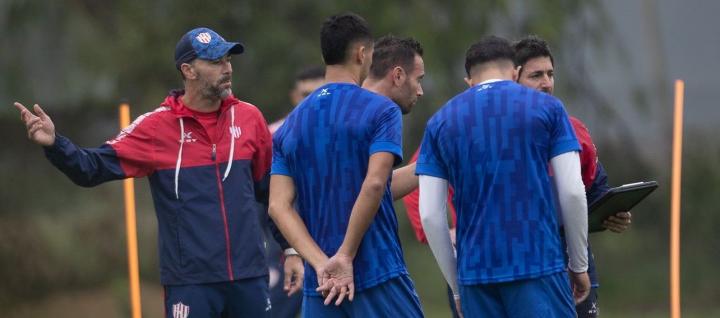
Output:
(14, 101), (141, 186)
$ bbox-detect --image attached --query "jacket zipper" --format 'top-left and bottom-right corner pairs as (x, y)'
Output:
(213, 142), (234, 281)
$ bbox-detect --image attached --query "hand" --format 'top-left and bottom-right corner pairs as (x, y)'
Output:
(603, 211), (632, 233)
(283, 255), (304, 296)
(449, 227), (457, 248)
(315, 253), (354, 306)
(14, 102), (56, 146)
(568, 271), (591, 304)
(453, 294), (464, 318)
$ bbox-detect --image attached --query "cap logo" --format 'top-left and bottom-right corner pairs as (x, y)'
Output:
(195, 32), (212, 44)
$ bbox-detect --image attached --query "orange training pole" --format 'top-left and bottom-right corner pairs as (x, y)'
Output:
(120, 103), (142, 318)
(670, 80), (684, 318)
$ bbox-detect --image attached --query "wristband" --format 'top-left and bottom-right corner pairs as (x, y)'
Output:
(284, 248), (299, 256)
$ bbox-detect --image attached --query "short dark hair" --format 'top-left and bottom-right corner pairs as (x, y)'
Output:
(464, 36), (515, 76)
(369, 35), (424, 79)
(295, 65), (325, 82)
(320, 13), (373, 65)
(513, 35), (554, 68)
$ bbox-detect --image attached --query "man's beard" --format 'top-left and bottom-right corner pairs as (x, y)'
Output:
(201, 76), (232, 100)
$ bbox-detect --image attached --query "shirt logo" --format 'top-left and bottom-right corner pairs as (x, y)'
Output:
(317, 88), (331, 97)
(172, 302), (190, 318)
(230, 125), (242, 139)
(476, 84), (493, 91)
(196, 32), (212, 44)
(181, 131), (197, 143)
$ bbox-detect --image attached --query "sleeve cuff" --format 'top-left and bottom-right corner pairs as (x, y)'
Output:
(369, 141), (403, 166)
(550, 140), (581, 158)
(415, 163), (448, 180)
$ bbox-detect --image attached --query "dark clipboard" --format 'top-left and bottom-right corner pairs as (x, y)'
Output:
(588, 181), (659, 233)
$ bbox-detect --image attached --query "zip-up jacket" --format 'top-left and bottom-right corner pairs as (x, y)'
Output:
(44, 90), (285, 285)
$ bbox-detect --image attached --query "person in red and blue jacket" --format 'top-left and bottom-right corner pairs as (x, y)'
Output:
(14, 27), (299, 318)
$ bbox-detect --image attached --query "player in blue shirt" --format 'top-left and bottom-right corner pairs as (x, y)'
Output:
(418, 36), (590, 317)
(268, 13), (423, 318)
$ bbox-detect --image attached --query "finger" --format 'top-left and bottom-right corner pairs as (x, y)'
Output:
(348, 282), (355, 301)
(455, 299), (464, 318)
(324, 286), (339, 305)
(616, 211), (631, 218)
(33, 104), (49, 119)
(608, 216), (631, 225)
(283, 268), (292, 291)
(13, 102), (29, 113)
(287, 280), (301, 296)
(25, 117), (41, 130)
(335, 286), (347, 306)
(295, 271), (305, 293)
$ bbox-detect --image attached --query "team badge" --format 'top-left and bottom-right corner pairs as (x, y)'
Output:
(172, 302), (190, 318)
(230, 125), (242, 139)
(195, 32), (212, 44)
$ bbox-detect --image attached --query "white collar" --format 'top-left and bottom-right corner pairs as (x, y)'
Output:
(476, 79), (505, 86)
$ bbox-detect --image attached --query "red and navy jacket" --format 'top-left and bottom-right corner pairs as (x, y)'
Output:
(44, 90), (285, 286)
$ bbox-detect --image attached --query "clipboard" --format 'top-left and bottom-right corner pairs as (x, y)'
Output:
(588, 181), (658, 232)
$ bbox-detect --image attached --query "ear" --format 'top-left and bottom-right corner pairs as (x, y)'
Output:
(464, 77), (473, 87)
(513, 65), (522, 82)
(180, 63), (196, 80)
(357, 44), (367, 64)
(392, 66), (406, 86)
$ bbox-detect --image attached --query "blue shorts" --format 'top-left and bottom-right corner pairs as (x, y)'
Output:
(164, 275), (270, 318)
(459, 271), (575, 318)
(302, 274), (423, 318)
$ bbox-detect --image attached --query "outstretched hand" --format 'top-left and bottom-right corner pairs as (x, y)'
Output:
(14, 102), (56, 146)
(316, 253), (355, 306)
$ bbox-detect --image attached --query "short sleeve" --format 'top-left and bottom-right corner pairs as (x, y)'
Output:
(270, 125), (292, 177)
(369, 103), (403, 166)
(415, 116), (449, 179)
(549, 99), (581, 158)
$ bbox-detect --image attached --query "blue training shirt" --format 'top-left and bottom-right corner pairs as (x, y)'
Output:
(416, 80), (580, 285)
(271, 83), (407, 295)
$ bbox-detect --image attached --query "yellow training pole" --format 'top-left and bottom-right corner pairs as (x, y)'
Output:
(120, 103), (142, 318)
(670, 80), (684, 318)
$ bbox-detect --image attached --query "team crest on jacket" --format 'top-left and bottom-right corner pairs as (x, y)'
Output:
(172, 302), (190, 318)
(230, 125), (241, 139)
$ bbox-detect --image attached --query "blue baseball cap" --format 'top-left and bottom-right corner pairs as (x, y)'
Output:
(174, 27), (245, 69)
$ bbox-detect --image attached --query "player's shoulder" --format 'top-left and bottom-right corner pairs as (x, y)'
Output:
(569, 116), (589, 131)
(133, 106), (172, 126)
(359, 86), (397, 107)
(232, 99), (263, 116)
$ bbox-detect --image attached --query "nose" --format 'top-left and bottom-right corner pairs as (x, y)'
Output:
(223, 59), (232, 75)
(540, 75), (552, 88)
(417, 84), (424, 97)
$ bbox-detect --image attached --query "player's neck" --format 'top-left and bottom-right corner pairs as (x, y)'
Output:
(361, 77), (389, 96)
(470, 69), (513, 86)
(325, 65), (362, 85)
